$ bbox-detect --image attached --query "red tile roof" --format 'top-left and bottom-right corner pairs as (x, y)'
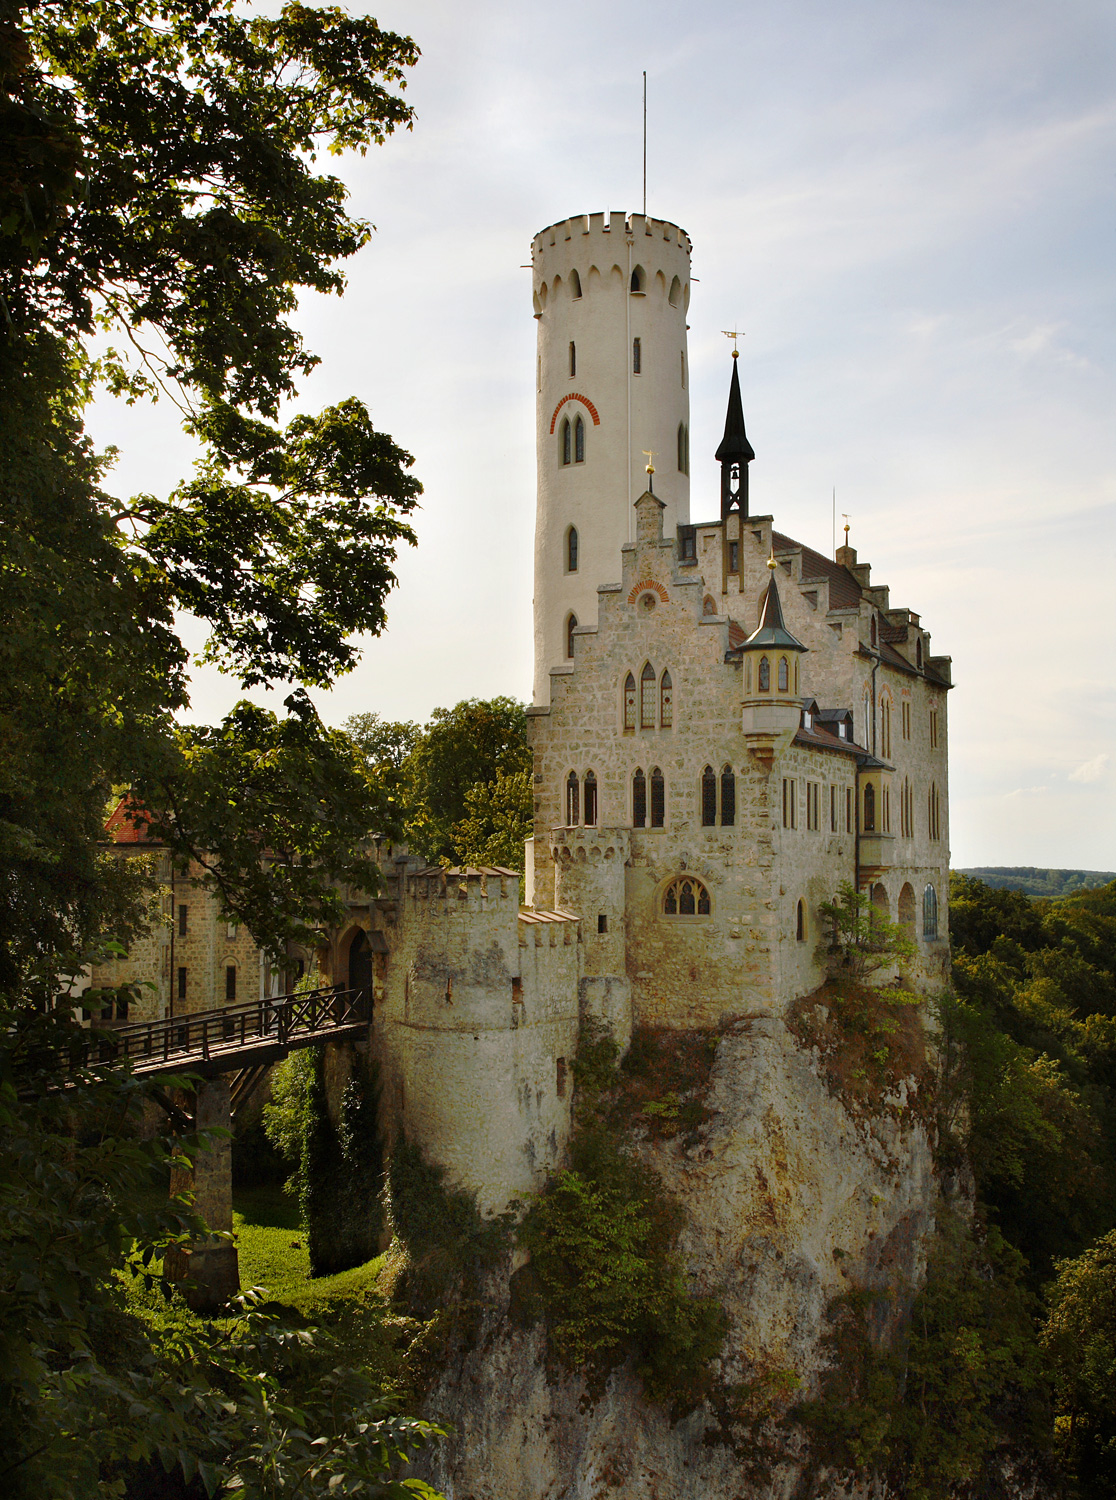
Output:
(772, 531), (862, 610)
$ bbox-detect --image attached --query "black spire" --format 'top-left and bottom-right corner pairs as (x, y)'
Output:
(715, 353), (755, 520)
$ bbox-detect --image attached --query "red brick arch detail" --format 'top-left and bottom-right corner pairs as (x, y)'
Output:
(628, 578), (670, 604)
(549, 393), (601, 433)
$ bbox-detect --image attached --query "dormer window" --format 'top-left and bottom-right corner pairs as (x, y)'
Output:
(803, 709), (813, 730)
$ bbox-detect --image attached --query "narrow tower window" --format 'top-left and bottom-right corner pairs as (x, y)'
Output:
(569, 341), (576, 377)
(650, 767), (665, 827)
(680, 349), (686, 386)
(566, 771), (580, 826)
(566, 613), (577, 659)
(632, 337), (641, 374)
(566, 526), (578, 573)
(796, 900), (806, 942)
(632, 768), (646, 827)
(583, 771), (598, 827)
(574, 415), (585, 463)
(720, 765), (736, 826)
(728, 539), (739, 572)
(701, 765), (716, 826)
(630, 266), (644, 293)
(669, 275), (682, 306)
(677, 422), (687, 474)
(571, 269), (582, 299)
(623, 673), (637, 732)
(560, 418), (571, 466)
(640, 662), (656, 729)
(659, 670), (673, 728)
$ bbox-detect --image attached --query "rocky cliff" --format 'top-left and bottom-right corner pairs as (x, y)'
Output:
(417, 1010), (938, 1500)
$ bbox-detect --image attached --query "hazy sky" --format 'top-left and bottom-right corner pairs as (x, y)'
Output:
(87, 0), (1116, 870)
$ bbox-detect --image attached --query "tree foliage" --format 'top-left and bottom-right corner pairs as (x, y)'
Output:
(1043, 1230), (1116, 1498)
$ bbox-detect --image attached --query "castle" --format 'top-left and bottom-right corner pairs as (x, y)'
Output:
(93, 210), (952, 1223)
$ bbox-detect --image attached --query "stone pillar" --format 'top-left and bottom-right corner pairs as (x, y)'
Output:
(166, 1076), (240, 1313)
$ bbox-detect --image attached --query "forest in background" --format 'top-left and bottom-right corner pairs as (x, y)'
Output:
(955, 868), (1116, 898)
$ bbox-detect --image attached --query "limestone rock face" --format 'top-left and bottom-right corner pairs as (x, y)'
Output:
(419, 1018), (936, 1499)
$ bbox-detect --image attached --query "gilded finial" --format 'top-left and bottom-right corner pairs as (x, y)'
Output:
(722, 328), (743, 357)
(767, 545), (777, 572)
(642, 448), (656, 475)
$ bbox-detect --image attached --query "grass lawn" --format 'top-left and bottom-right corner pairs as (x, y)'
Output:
(233, 1184), (387, 1316)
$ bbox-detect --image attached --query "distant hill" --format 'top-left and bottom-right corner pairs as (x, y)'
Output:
(954, 867), (1116, 898)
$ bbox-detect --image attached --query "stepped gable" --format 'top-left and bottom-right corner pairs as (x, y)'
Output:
(772, 529), (861, 610)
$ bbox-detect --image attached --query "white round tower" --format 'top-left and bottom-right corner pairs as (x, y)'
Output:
(531, 211), (692, 704)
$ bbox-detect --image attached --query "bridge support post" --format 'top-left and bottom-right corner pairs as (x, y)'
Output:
(167, 1077), (240, 1313)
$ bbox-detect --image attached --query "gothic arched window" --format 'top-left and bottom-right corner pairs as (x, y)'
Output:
(778, 656), (789, 692)
(864, 782), (876, 833)
(574, 415), (585, 463)
(566, 526), (578, 573)
(560, 418), (571, 466)
(623, 673), (637, 732)
(663, 876), (710, 917)
(630, 265), (645, 293)
(583, 770), (597, 827)
(640, 662), (656, 729)
(759, 655), (771, 692)
(566, 613), (577, 659)
(659, 670), (673, 728)
(923, 883), (939, 939)
(632, 768), (646, 827)
(701, 765), (716, 827)
(565, 771), (579, 827)
(720, 765), (735, 827)
(650, 767), (665, 827)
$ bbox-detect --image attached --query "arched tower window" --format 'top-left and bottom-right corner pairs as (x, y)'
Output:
(571, 269), (582, 298)
(569, 341), (576, 377)
(659, 670), (673, 728)
(640, 662), (656, 729)
(623, 673), (637, 732)
(864, 782), (876, 832)
(669, 275), (682, 306)
(574, 414), (585, 463)
(778, 656), (789, 692)
(632, 768), (646, 827)
(721, 765), (736, 826)
(560, 418), (571, 466)
(663, 876), (710, 917)
(630, 265), (645, 293)
(923, 883), (939, 939)
(583, 770), (597, 827)
(632, 337), (641, 374)
(701, 765), (716, 826)
(759, 655), (771, 692)
(566, 526), (578, 573)
(566, 613), (577, 659)
(796, 900), (806, 941)
(650, 767), (665, 827)
(565, 771), (580, 826)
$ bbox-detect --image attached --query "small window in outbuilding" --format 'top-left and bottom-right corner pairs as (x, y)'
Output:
(225, 965), (236, 1002)
(597, 913), (608, 934)
(177, 966), (187, 1002)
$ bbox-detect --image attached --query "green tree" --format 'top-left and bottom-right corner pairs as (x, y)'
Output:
(1043, 1230), (1116, 1498)
(450, 769), (533, 871)
(404, 698), (531, 864)
(817, 881), (917, 986)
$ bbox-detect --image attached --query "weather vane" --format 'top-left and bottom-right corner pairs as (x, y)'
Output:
(721, 328), (744, 356)
(642, 448), (656, 474)
(842, 512), (851, 543)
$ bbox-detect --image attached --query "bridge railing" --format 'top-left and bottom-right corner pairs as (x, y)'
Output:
(77, 984), (369, 1074)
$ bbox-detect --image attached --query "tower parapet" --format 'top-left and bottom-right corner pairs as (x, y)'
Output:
(531, 212), (692, 704)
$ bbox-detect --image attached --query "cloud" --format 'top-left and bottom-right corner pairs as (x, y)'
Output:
(1070, 753), (1111, 785)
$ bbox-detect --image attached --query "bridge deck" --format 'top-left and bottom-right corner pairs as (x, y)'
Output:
(78, 985), (369, 1080)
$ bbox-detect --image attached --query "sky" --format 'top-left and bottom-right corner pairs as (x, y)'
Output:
(85, 0), (1116, 871)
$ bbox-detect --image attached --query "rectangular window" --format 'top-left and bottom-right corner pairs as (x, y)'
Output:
(782, 778), (797, 829)
(830, 785), (838, 832)
(650, 772), (665, 828)
(902, 700), (911, 740)
(728, 540), (740, 573)
(177, 903), (187, 936)
(805, 782), (820, 830)
(177, 966), (186, 1002)
(632, 337), (641, 374)
(225, 965), (237, 1002)
(882, 785), (891, 833)
(846, 786), (854, 833)
(632, 774), (646, 828)
(720, 770), (736, 827)
(597, 913), (608, 934)
(930, 708), (939, 749)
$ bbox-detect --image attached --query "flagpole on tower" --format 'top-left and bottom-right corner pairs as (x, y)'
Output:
(642, 71), (647, 216)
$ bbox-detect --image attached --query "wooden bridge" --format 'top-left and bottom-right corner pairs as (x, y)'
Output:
(78, 983), (370, 1081)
